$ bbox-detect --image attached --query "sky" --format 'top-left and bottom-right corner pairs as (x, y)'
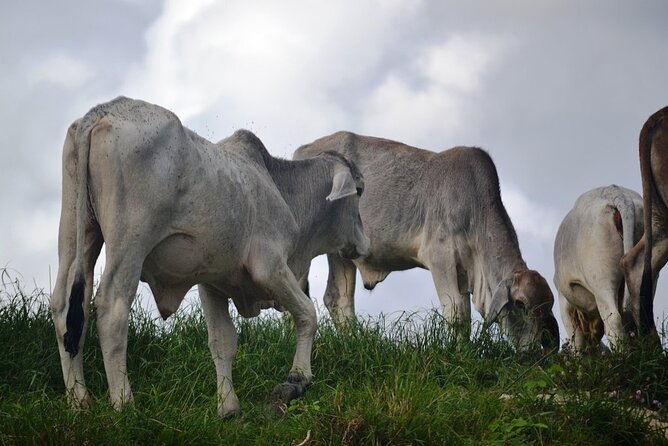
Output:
(1, 0), (667, 340)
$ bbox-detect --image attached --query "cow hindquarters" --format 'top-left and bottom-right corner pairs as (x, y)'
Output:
(199, 284), (240, 417)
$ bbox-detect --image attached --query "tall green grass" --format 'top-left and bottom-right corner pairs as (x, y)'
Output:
(1, 272), (667, 445)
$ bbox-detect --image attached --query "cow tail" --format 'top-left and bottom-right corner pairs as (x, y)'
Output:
(613, 191), (637, 322)
(638, 116), (663, 335)
(63, 109), (98, 357)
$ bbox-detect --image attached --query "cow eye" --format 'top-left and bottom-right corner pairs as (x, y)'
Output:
(356, 187), (363, 196)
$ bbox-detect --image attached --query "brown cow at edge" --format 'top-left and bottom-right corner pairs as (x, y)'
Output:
(621, 106), (668, 341)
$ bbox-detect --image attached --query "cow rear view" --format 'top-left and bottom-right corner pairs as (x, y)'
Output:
(50, 97), (369, 416)
(554, 185), (643, 352)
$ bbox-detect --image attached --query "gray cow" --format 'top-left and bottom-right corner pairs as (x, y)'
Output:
(294, 131), (559, 352)
(50, 97), (369, 417)
(554, 185), (643, 352)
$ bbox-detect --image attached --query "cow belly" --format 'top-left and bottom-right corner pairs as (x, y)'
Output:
(566, 283), (599, 316)
(143, 233), (211, 279)
(140, 233), (239, 315)
(357, 255), (424, 272)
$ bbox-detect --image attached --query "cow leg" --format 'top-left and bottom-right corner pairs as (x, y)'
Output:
(51, 121), (102, 408)
(51, 227), (102, 408)
(323, 254), (357, 327)
(559, 293), (587, 353)
(622, 234), (668, 337)
(430, 263), (471, 341)
(249, 257), (316, 406)
(649, 235), (668, 297)
(592, 288), (625, 349)
(95, 251), (143, 409)
(297, 266), (310, 297)
(199, 284), (240, 417)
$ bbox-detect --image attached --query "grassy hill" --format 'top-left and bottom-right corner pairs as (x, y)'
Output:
(2, 272), (668, 445)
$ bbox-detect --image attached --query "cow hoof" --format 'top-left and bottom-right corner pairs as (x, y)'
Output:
(270, 374), (312, 414)
(68, 391), (91, 410)
(220, 407), (241, 419)
(219, 395), (241, 419)
(272, 381), (303, 405)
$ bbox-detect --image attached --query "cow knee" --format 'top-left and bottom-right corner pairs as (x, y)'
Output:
(293, 303), (317, 334)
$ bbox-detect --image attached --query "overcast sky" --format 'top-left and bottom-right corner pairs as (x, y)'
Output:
(2, 0), (667, 338)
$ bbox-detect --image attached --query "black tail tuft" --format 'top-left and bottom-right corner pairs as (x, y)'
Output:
(64, 274), (86, 358)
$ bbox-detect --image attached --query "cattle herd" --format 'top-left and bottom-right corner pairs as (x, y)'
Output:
(49, 97), (668, 416)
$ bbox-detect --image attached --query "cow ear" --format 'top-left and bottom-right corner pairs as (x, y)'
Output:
(326, 169), (357, 201)
(487, 277), (514, 323)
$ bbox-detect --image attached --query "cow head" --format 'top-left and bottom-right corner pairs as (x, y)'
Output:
(488, 269), (559, 353)
(322, 154), (370, 260)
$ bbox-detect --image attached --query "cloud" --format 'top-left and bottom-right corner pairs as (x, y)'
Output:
(119, 0), (423, 154)
(360, 34), (513, 147)
(29, 53), (94, 90)
(502, 186), (560, 244)
(15, 207), (59, 255)
(419, 35), (504, 93)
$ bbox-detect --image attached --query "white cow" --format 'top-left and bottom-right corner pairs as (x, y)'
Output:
(554, 185), (643, 352)
(50, 97), (369, 417)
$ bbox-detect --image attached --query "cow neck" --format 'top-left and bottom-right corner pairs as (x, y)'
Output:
(477, 203), (528, 289)
(263, 155), (332, 255)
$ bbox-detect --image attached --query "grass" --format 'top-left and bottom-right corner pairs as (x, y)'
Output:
(2, 272), (668, 445)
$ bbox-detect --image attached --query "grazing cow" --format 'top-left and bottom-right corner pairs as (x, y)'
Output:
(621, 106), (668, 339)
(294, 132), (559, 352)
(554, 185), (643, 352)
(50, 97), (369, 417)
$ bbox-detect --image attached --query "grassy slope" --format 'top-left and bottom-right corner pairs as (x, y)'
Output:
(2, 277), (668, 445)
